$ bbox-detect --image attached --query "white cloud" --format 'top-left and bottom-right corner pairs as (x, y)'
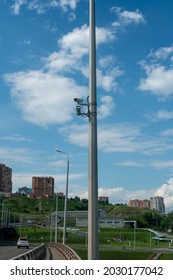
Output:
(97, 55), (124, 92)
(0, 146), (35, 164)
(4, 70), (87, 127)
(58, 25), (89, 57)
(160, 128), (173, 136)
(59, 0), (79, 11)
(138, 45), (173, 99)
(149, 46), (173, 61)
(97, 68), (122, 92)
(3, 23), (119, 127)
(155, 178), (173, 210)
(46, 50), (78, 73)
(10, 0), (79, 15)
(0, 134), (33, 142)
(148, 110), (173, 121)
(151, 161), (173, 169)
(12, 173), (33, 190)
(115, 161), (145, 167)
(119, 10), (146, 25)
(77, 186), (154, 205)
(67, 185), (153, 204)
(138, 65), (173, 98)
(98, 96), (115, 119)
(45, 25), (119, 94)
(46, 25), (115, 73)
(60, 122), (173, 155)
(59, 124), (88, 148)
(116, 159), (173, 171)
(11, 0), (26, 15)
(59, 123), (141, 152)
(111, 6), (146, 27)
(23, 40), (31, 46)
(98, 124), (141, 153)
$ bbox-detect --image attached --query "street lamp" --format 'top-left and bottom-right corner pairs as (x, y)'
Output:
(55, 190), (58, 242)
(123, 220), (137, 251)
(55, 149), (69, 244)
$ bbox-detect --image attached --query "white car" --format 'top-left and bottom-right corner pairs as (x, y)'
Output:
(17, 237), (29, 249)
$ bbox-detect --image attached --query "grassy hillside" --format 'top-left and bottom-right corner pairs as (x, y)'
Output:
(1, 196), (172, 231)
(2, 196), (151, 218)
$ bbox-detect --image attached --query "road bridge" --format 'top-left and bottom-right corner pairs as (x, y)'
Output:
(0, 242), (81, 260)
(45, 243), (81, 260)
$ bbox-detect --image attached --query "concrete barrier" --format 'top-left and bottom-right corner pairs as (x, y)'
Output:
(11, 243), (46, 260)
(48, 243), (81, 260)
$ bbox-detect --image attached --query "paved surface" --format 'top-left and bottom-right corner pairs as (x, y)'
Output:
(0, 245), (33, 260)
(45, 246), (64, 260)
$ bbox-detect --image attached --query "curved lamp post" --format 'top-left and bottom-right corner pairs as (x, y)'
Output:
(55, 189), (58, 242)
(55, 149), (69, 244)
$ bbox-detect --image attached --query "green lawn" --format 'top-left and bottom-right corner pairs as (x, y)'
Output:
(14, 226), (173, 260)
(75, 248), (152, 260)
(159, 253), (173, 260)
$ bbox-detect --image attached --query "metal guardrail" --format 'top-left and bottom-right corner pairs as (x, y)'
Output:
(11, 243), (46, 260)
(48, 243), (81, 260)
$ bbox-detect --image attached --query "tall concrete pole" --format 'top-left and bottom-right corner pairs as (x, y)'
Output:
(88, 0), (99, 260)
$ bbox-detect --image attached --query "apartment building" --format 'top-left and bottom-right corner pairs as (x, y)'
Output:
(150, 196), (165, 214)
(98, 196), (109, 204)
(0, 163), (12, 194)
(128, 196), (165, 214)
(128, 199), (150, 209)
(32, 176), (54, 197)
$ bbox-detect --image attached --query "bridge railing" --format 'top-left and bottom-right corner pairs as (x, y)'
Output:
(48, 243), (81, 260)
(11, 243), (46, 260)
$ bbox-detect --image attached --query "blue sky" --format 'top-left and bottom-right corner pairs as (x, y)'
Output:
(1, 0), (173, 212)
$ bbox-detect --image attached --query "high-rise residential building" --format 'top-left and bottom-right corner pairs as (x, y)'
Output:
(32, 176), (54, 197)
(0, 163), (12, 194)
(150, 196), (165, 214)
(128, 197), (165, 214)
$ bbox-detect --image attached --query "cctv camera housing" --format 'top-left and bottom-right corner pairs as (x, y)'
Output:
(74, 98), (83, 104)
(76, 105), (81, 116)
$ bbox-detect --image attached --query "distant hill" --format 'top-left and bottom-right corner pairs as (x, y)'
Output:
(1, 196), (172, 230)
(104, 204), (153, 218)
(2, 196), (153, 218)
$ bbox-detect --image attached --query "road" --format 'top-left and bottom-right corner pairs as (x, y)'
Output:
(0, 243), (36, 260)
(45, 246), (64, 260)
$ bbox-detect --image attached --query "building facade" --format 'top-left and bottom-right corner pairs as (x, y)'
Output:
(128, 199), (150, 209)
(0, 163), (12, 195)
(32, 176), (54, 197)
(98, 196), (109, 204)
(18, 186), (32, 196)
(150, 196), (165, 214)
(128, 196), (165, 214)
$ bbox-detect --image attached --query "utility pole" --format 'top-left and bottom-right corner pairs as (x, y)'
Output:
(74, 0), (98, 260)
(88, 0), (99, 260)
(54, 149), (69, 245)
(55, 191), (58, 242)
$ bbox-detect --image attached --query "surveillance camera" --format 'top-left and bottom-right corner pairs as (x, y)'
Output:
(76, 105), (81, 116)
(74, 98), (83, 104)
